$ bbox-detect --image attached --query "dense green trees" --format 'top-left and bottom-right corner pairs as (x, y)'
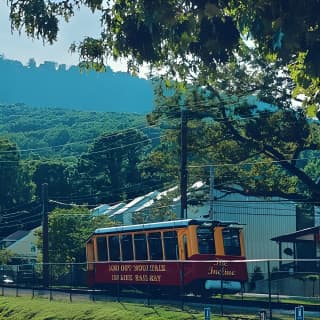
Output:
(5, 1), (320, 208)
(0, 138), (33, 211)
(0, 104), (162, 208)
(147, 49), (320, 205)
(0, 249), (13, 264)
(0, 104), (146, 160)
(3, 1), (320, 257)
(76, 129), (151, 203)
(36, 207), (115, 263)
(32, 161), (72, 199)
(7, 0), (320, 110)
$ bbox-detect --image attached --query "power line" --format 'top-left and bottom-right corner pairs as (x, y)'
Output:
(0, 122), (158, 155)
(0, 134), (162, 164)
(50, 179), (172, 202)
(0, 87), (284, 158)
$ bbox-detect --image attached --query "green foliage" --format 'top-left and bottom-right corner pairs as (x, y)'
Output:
(0, 104), (147, 160)
(0, 249), (13, 264)
(36, 207), (115, 264)
(76, 129), (151, 203)
(7, 0), (320, 107)
(0, 296), (208, 320)
(32, 161), (72, 199)
(0, 137), (33, 211)
(145, 48), (320, 204)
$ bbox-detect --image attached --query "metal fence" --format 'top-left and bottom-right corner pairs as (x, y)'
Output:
(1, 260), (319, 318)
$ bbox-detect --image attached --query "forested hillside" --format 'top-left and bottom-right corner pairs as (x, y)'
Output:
(0, 103), (150, 159)
(0, 57), (153, 113)
(0, 103), (163, 239)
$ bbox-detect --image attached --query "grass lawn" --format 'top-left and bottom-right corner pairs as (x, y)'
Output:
(0, 296), (212, 320)
(0, 296), (318, 320)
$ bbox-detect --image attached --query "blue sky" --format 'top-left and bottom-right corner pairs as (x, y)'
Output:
(0, 2), (127, 71)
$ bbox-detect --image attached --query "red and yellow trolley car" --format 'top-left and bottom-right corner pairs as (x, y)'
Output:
(86, 219), (247, 296)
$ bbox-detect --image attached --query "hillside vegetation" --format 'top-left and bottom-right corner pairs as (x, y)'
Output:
(0, 103), (148, 160)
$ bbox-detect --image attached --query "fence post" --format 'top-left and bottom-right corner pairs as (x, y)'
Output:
(91, 262), (96, 302)
(32, 263), (35, 298)
(318, 271), (320, 297)
(15, 265), (19, 297)
(1, 265), (4, 296)
(49, 263), (53, 301)
(267, 260), (272, 320)
(69, 263), (73, 303)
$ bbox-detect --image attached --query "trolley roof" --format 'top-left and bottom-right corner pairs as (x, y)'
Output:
(91, 219), (241, 236)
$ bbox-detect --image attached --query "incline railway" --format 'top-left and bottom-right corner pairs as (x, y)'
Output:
(1, 218), (319, 318)
(86, 219), (248, 297)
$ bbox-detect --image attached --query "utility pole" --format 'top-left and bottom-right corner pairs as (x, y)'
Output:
(209, 165), (214, 219)
(180, 107), (188, 219)
(42, 183), (49, 287)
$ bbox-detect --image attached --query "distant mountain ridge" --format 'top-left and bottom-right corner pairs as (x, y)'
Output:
(0, 57), (154, 113)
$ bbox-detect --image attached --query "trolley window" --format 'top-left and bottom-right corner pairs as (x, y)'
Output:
(109, 235), (120, 261)
(121, 234), (133, 261)
(163, 231), (178, 260)
(97, 237), (108, 261)
(148, 232), (163, 260)
(197, 227), (215, 254)
(223, 228), (241, 256)
(134, 233), (148, 260)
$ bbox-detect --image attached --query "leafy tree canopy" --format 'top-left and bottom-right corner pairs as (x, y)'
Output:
(147, 48), (320, 204)
(36, 206), (115, 263)
(7, 1), (320, 102)
(0, 137), (33, 212)
(75, 128), (151, 203)
(0, 104), (147, 160)
(0, 249), (13, 264)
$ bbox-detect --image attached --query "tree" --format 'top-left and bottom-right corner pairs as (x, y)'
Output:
(32, 161), (72, 200)
(0, 138), (32, 212)
(36, 207), (114, 264)
(7, 1), (320, 105)
(75, 129), (151, 203)
(146, 49), (320, 205)
(0, 249), (13, 264)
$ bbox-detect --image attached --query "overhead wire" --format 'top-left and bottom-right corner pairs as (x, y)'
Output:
(0, 90), (314, 215)
(50, 179), (174, 202)
(0, 121), (158, 155)
(0, 84), (281, 157)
